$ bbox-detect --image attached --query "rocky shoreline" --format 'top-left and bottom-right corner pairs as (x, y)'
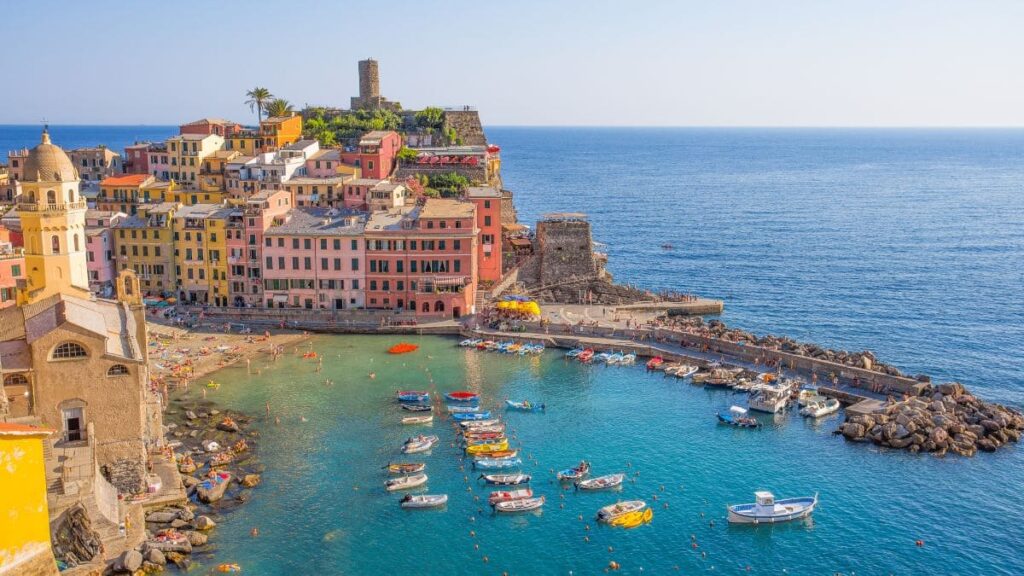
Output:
(110, 395), (264, 573)
(836, 382), (1024, 456)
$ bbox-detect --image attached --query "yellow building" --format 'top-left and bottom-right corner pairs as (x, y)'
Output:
(145, 181), (225, 206)
(200, 149), (240, 193)
(226, 129), (259, 156)
(259, 115), (302, 152)
(113, 202), (180, 295)
(15, 130), (92, 305)
(173, 204), (231, 306)
(164, 133), (224, 190)
(96, 173), (155, 214)
(0, 423), (58, 576)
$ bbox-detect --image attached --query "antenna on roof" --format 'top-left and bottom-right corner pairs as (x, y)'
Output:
(41, 117), (49, 132)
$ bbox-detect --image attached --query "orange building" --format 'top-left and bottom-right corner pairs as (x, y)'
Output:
(259, 115), (302, 152)
(466, 186), (503, 283)
(96, 174), (155, 214)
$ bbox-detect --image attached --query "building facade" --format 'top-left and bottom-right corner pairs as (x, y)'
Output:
(84, 210), (125, 295)
(67, 147), (121, 182)
(113, 203), (179, 296)
(466, 186), (503, 283)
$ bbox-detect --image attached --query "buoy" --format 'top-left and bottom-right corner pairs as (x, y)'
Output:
(584, 536), (590, 542)
(560, 503), (565, 509)
(608, 546), (614, 552)
(585, 524), (590, 531)
(470, 530), (476, 537)
(692, 543), (698, 549)
(483, 556), (489, 563)
(916, 540), (924, 547)
(474, 544), (479, 550)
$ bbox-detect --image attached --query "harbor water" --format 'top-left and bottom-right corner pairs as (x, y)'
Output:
(182, 335), (1023, 575)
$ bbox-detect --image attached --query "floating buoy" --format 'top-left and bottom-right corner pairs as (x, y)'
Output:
(692, 543), (698, 549)
(483, 556), (489, 563)
(579, 514), (584, 521)
(916, 540), (924, 547)
(584, 536), (590, 542)
(560, 503), (565, 509)
(474, 544), (479, 550)
(470, 530), (476, 537)
(663, 503), (669, 509)
(585, 524), (590, 531)
(608, 546), (614, 552)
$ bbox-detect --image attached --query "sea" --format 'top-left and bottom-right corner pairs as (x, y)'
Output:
(3, 125), (1023, 574)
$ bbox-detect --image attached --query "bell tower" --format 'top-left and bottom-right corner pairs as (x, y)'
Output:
(16, 129), (92, 304)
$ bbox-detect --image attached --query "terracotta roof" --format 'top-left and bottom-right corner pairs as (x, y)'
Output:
(419, 198), (475, 219)
(101, 174), (151, 187)
(21, 130), (78, 182)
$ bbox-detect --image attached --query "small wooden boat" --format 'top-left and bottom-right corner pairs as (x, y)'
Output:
(459, 339), (482, 347)
(597, 500), (647, 523)
(620, 353), (637, 365)
(386, 462), (426, 475)
(462, 430), (504, 440)
(506, 399), (545, 412)
(565, 348), (584, 358)
(610, 508), (653, 528)
(493, 495), (545, 513)
(672, 365), (699, 379)
(727, 491), (818, 524)
(488, 487), (533, 505)
(463, 434), (506, 445)
(448, 405), (484, 414)
(385, 473), (428, 491)
(466, 441), (509, 455)
(717, 406), (761, 428)
(400, 494), (448, 509)
(646, 356), (664, 370)
(800, 398), (841, 418)
(473, 449), (519, 460)
(402, 435), (439, 453)
(479, 473), (531, 485)
(401, 404), (432, 412)
(401, 415), (433, 425)
(578, 349), (595, 362)
(396, 391), (430, 403)
(473, 457), (522, 470)
(445, 391), (479, 403)
(557, 460), (591, 481)
(575, 473), (625, 491)
(452, 411), (492, 421)
(460, 418), (500, 428)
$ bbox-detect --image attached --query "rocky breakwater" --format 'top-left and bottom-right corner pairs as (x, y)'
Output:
(836, 382), (1024, 456)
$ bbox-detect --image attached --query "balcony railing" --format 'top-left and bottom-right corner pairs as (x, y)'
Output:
(17, 200), (88, 212)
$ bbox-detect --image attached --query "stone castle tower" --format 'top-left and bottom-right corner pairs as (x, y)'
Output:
(16, 129), (92, 305)
(350, 58), (400, 111)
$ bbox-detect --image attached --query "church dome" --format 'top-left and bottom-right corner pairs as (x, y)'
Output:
(21, 130), (79, 183)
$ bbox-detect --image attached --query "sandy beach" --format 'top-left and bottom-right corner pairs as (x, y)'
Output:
(147, 319), (311, 386)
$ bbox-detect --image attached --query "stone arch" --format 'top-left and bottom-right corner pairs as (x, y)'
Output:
(47, 189), (56, 204)
(421, 301), (430, 313)
(51, 235), (60, 253)
(434, 300), (445, 313)
(3, 373), (29, 387)
(107, 364), (130, 376)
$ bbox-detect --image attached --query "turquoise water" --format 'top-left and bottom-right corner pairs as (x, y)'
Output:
(180, 335), (1023, 575)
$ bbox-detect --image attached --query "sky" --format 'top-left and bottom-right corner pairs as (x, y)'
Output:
(2, 0), (1024, 127)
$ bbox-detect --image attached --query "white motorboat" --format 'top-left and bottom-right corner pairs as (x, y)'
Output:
(478, 473), (531, 485)
(493, 495), (545, 513)
(401, 415), (433, 425)
(400, 494), (448, 508)
(727, 491), (817, 524)
(596, 500), (647, 523)
(460, 419), (501, 429)
(672, 365), (699, 379)
(748, 384), (790, 413)
(575, 473), (625, 491)
(800, 398), (841, 418)
(488, 487), (533, 505)
(797, 387), (824, 407)
(402, 435), (439, 454)
(385, 473), (428, 491)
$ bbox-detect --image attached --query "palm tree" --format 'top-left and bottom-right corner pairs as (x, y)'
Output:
(264, 98), (294, 118)
(245, 87), (273, 123)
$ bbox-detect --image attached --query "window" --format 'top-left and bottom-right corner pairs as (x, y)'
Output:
(333, 239), (341, 250)
(370, 280), (377, 291)
(107, 364), (130, 376)
(304, 239), (311, 250)
(396, 261), (404, 273)
(351, 258), (359, 271)
(266, 257), (273, 269)
(52, 342), (87, 360)
(352, 279), (359, 289)
(454, 260), (461, 273)
(266, 238), (272, 247)
(11, 264), (20, 277)
(484, 216), (492, 226)
(292, 257), (299, 269)
(304, 257), (311, 270)
(454, 240), (461, 250)
(321, 258), (328, 270)
(321, 239), (327, 250)
(351, 239), (357, 250)
(484, 200), (491, 209)
(292, 238), (299, 249)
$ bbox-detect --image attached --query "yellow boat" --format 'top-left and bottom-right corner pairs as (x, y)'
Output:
(472, 449), (519, 460)
(611, 508), (653, 528)
(466, 441), (509, 455)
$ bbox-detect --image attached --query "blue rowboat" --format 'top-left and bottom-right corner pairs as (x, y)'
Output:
(448, 405), (484, 414)
(727, 491), (818, 524)
(397, 391), (429, 403)
(473, 457), (522, 470)
(452, 411), (492, 421)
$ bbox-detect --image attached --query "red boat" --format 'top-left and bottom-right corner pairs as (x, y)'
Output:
(578, 349), (595, 362)
(445, 391), (479, 402)
(646, 356), (664, 370)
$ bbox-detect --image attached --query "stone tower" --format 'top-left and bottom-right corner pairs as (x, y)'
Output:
(359, 58), (380, 101)
(16, 129), (92, 305)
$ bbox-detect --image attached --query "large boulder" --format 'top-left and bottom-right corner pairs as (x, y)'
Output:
(145, 511), (178, 524)
(144, 548), (166, 566)
(841, 423), (866, 440)
(186, 531), (208, 546)
(115, 550), (143, 573)
(195, 515), (217, 531)
(241, 474), (261, 488)
(196, 473), (231, 503)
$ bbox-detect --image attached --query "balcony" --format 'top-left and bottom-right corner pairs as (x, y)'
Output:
(17, 200), (88, 213)
(418, 276), (471, 294)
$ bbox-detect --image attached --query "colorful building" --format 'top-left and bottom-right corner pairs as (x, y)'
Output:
(96, 173), (155, 214)
(225, 129), (260, 157)
(113, 203), (179, 295)
(339, 130), (401, 179)
(466, 186), (503, 283)
(172, 204), (231, 305)
(0, 423), (58, 576)
(179, 117), (243, 138)
(364, 198), (477, 318)
(164, 134), (225, 189)
(283, 176), (352, 208)
(226, 190), (292, 307)
(258, 115), (303, 152)
(67, 147), (122, 182)
(0, 242), (24, 309)
(122, 142), (151, 175)
(262, 208), (366, 309)
(84, 210), (126, 295)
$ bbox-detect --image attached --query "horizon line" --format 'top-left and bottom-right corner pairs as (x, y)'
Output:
(2, 123), (1024, 130)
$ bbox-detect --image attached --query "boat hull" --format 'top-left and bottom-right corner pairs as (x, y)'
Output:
(727, 497), (817, 524)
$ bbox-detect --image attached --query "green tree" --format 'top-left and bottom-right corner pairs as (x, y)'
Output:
(245, 87), (273, 123)
(428, 172), (470, 197)
(265, 98), (294, 118)
(415, 107), (445, 130)
(397, 147), (419, 162)
(316, 130), (337, 147)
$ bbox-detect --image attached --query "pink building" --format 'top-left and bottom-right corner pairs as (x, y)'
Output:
(339, 131), (401, 180)
(305, 149), (342, 177)
(262, 208), (366, 309)
(466, 186), (503, 283)
(340, 178), (385, 211)
(148, 143), (170, 179)
(0, 241), (24, 308)
(123, 142), (151, 174)
(364, 198), (478, 318)
(85, 210), (126, 295)
(227, 190), (293, 307)
(180, 118), (243, 138)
